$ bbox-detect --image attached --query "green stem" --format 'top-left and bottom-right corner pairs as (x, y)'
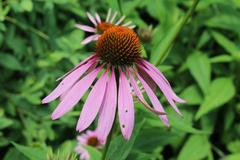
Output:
(155, 0), (200, 66)
(5, 16), (49, 40)
(101, 120), (116, 160)
(117, 0), (123, 15)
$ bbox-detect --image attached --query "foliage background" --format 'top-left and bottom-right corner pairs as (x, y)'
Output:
(0, 0), (240, 159)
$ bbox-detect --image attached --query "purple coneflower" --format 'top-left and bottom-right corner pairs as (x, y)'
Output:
(75, 130), (103, 160)
(42, 12), (185, 143)
(75, 8), (135, 45)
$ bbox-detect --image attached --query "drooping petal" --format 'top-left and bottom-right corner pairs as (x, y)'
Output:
(96, 68), (117, 144)
(75, 24), (96, 33)
(106, 8), (112, 22)
(136, 65), (157, 91)
(95, 13), (101, 24)
(137, 64), (182, 116)
(126, 68), (165, 115)
(118, 68), (134, 140)
(81, 34), (100, 45)
(76, 69), (108, 132)
(110, 11), (118, 23)
(42, 59), (96, 104)
(51, 65), (103, 120)
(132, 68), (170, 127)
(87, 12), (97, 26)
(115, 15), (126, 25)
(140, 60), (186, 103)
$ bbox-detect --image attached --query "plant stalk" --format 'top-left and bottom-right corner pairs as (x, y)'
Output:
(155, 0), (200, 66)
(117, 0), (123, 15)
(101, 119), (116, 160)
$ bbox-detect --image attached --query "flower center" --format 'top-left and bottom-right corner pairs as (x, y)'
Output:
(96, 26), (141, 65)
(87, 136), (99, 147)
(97, 22), (114, 34)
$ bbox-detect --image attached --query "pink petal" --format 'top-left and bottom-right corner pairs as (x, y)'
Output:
(42, 59), (96, 104)
(81, 34), (99, 45)
(110, 11), (118, 23)
(75, 24), (96, 33)
(132, 68), (169, 127)
(95, 13), (101, 24)
(51, 66), (103, 120)
(76, 69), (108, 132)
(96, 68), (117, 144)
(137, 64), (182, 116)
(77, 136), (87, 145)
(60, 90), (68, 101)
(56, 55), (97, 81)
(115, 15), (126, 25)
(126, 68), (164, 115)
(87, 12), (97, 26)
(140, 60), (186, 103)
(118, 68), (134, 140)
(136, 65), (157, 91)
(106, 8), (112, 22)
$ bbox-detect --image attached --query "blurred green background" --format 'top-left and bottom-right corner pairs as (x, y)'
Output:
(0, 0), (240, 159)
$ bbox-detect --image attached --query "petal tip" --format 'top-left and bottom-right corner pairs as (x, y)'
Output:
(51, 114), (58, 120)
(41, 98), (48, 104)
(124, 134), (131, 141)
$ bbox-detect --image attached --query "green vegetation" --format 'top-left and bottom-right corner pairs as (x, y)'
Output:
(0, 0), (239, 159)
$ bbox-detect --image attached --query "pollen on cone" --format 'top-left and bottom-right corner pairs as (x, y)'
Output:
(96, 26), (141, 65)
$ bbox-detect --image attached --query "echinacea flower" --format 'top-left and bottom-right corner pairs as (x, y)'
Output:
(75, 130), (103, 160)
(42, 11), (185, 143)
(75, 8), (135, 45)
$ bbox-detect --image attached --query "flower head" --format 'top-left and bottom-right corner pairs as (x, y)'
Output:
(42, 10), (185, 142)
(75, 130), (103, 160)
(75, 8), (135, 45)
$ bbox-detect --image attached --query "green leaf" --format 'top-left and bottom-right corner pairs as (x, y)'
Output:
(0, 117), (13, 129)
(187, 51), (211, 93)
(85, 145), (102, 160)
(177, 135), (210, 160)
(134, 127), (184, 152)
(196, 31), (210, 49)
(0, 132), (9, 147)
(211, 31), (240, 61)
(4, 148), (28, 160)
(21, 0), (33, 12)
(105, 120), (145, 160)
(227, 140), (240, 153)
(225, 154), (240, 160)
(12, 142), (47, 160)
(0, 53), (22, 71)
(206, 14), (240, 36)
(195, 77), (235, 119)
(210, 55), (233, 63)
(150, 0), (200, 65)
(200, 112), (217, 134)
(180, 85), (203, 105)
(150, 18), (183, 65)
(168, 111), (207, 134)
